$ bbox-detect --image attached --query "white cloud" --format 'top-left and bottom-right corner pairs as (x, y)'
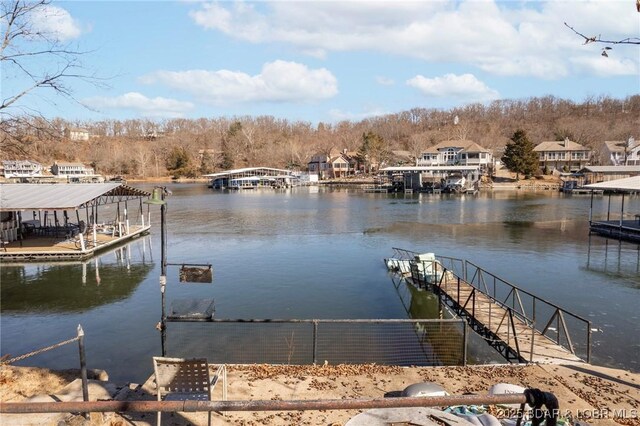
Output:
(328, 107), (390, 122)
(407, 74), (500, 101)
(31, 5), (83, 41)
(188, 1), (640, 79)
(141, 60), (338, 104)
(376, 76), (395, 86)
(83, 92), (194, 118)
(570, 55), (640, 77)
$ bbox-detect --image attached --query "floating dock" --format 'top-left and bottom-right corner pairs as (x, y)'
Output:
(387, 249), (590, 365)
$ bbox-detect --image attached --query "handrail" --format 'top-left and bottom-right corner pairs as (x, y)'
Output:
(464, 260), (590, 325)
(390, 249), (592, 363)
(456, 262), (590, 362)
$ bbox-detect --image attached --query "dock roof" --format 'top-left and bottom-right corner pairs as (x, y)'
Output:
(0, 183), (150, 211)
(381, 166), (480, 173)
(585, 176), (640, 192)
(579, 165), (640, 173)
(202, 167), (296, 178)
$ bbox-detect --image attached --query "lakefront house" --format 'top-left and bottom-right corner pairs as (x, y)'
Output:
(533, 138), (592, 172)
(416, 140), (493, 171)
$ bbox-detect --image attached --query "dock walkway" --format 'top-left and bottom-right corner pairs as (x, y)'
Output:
(390, 249), (590, 365)
(433, 272), (583, 364)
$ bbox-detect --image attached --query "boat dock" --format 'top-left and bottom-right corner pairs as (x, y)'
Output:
(387, 249), (590, 365)
(0, 183), (153, 262)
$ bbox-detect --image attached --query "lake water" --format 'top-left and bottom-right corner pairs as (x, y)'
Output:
(1, 184), (639, 384)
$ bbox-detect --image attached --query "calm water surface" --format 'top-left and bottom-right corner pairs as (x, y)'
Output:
(1, 184), (638, 383)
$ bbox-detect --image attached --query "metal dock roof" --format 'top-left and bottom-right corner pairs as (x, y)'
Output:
(0, 183), (150, 211)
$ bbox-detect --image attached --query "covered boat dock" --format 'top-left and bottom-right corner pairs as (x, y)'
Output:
(0, 183), (152, 261)
(585, 176), (640, 243)
(379, 166), (481, 192)
(203, 167), (300, 189)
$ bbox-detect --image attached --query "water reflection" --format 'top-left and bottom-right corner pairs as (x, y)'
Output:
(0, 237), (154, 313)
(585, 236), (640, 287)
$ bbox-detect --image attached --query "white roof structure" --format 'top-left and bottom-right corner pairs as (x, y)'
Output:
(580, 166), (640, 173)
(584, 176), (640, 192)
(203, 167), (296, 178)
(0, 183), (150, 211)
(381, 166), (480, 172)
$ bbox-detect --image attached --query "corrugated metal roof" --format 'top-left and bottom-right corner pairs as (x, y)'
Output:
(0, 183), (149, 211)
(580, 166), (640, 173)
(584, 176), (640, 191)
(203, 167), (296, 178)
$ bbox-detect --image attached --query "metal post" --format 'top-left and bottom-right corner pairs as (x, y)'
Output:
(530, 298), (536, 363)
(312, 320), (318, 364)
(77, 325), (89, 419)
(160, 190), (167, 357)
(587, 321), (592, 363)
(462, 322), (468, 366)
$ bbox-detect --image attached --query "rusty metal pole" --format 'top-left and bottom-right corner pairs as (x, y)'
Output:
(0, 393), (528, 414)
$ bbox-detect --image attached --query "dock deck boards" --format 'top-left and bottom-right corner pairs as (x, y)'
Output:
(407, 271), (584, 365)
(0, 225), (150, 261)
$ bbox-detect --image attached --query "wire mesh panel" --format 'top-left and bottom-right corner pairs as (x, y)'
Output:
(166, 322), (315, 364)
(164, 319), (466, 366)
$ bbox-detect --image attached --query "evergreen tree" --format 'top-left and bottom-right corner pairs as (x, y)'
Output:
(221, 121), (242, 169)
(357, 131), (388, 173)
(165, 146), (192, 178)
(501, 129), (539, 180)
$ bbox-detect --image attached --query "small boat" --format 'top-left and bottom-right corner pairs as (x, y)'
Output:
(385, 251), (444, 284)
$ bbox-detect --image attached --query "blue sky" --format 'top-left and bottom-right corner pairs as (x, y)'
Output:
(4, 0), (640, 124)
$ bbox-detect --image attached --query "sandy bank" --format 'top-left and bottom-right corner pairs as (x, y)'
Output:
(1, 363), (638, 426)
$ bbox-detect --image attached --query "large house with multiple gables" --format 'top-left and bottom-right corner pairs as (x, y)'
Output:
(307, 149), (358, 179)
(1, 160), (43, 178)
(416, 140), (493, 171)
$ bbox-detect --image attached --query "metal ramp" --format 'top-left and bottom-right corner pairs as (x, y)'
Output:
(388, 248), (591, 365)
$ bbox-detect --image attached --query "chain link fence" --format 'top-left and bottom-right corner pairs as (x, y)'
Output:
(163, 319), (468, 366)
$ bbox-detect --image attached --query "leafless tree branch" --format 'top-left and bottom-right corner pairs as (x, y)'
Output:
(564, 22), (640, 46)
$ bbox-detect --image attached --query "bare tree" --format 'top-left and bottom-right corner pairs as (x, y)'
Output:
(1, 0), (102, 157)
(564, 19), (640, 57)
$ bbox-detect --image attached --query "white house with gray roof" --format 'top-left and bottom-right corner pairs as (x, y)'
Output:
(1, 160), (43, 178)
(603, 138), (639, 166)
(416, 140), (493, 171)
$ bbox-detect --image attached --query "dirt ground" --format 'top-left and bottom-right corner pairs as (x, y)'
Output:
(1, 363), (638, 426)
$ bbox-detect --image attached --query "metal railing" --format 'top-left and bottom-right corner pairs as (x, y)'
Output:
(0, 325), (90, 418)
(388, 248), (591, 363)
(459, 260), (591, 362)
(163, 318), (468, 366)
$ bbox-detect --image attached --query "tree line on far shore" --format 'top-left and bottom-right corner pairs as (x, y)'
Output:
(2, 94), (639, 179)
